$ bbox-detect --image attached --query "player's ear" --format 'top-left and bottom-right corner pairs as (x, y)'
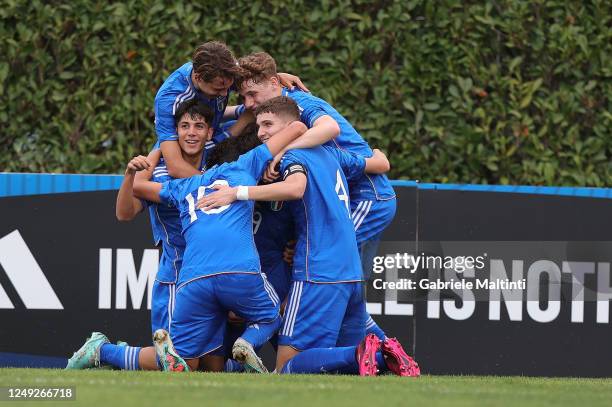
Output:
(206, 126), (213, 142)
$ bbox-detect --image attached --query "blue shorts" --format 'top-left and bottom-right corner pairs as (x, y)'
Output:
(262, 260), (292, 303)
(278, 281), (366, 350)
(351, 198), (396, 279)
(151, 280), (175, 334)
(351, 198), (396, 245)
(170, 273), (280, 359)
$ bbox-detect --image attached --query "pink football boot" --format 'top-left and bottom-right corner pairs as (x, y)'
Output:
(356, 333), (381, 376)
(381, 337), (420, 377)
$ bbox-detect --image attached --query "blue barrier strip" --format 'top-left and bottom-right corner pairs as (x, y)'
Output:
(0, 352), (67, 368)
(401, 181), (612, 199)
(1, 173), (611, 199)
(0, 173), (123, 197)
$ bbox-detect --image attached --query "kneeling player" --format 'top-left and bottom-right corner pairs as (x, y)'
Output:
(127, 114), (309, 372)
(66, 99), (213, 371)
(200, 97), (419, 376)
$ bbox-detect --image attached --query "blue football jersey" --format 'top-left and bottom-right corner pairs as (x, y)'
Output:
(154, 62), (231, 145)
(159, 144), (273, 286)
(145, 155), (207, 283)
(280, 147), (363, 283)
(281, 87), (395, 202)
(253, 200), (294, 268)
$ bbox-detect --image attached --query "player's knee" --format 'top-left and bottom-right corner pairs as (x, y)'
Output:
(186, 358), (199, 371)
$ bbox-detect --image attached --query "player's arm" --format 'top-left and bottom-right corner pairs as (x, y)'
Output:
(277, 72), (310, 92)
(119, 154), (163, 204)
(116, 157), (147, 221)
(223, 105), (243, 120)
(227, 109), (255, 137)
(285, 115), (339, 150)
(160, 141), (201, 178)
(263, 115), (339, 182)
(155, 91), (201, 178)
(197, 173), (306, 211)
(116, 154), (164, 220)
(247, 173), (306, 201)
(133, 148), (161, 189)
(364, 149), (391, 174)
(266, 121), (308, 156)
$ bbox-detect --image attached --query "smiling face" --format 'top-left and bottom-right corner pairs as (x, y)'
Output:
(177, 113), (213, 157)
(255, 112), (292, 143)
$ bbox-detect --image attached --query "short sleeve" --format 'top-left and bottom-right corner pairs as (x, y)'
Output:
(159, 180), (180, 206)
(325, 146), (366, 183)
(235, 144), (273, 181)
(279, 150), (304, 173)
(299, 102), (327, 128)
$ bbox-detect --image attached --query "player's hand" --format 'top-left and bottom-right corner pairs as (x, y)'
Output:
(277, 72), (310, 93)
(263, 155), (282, 183)
(372, 149), (386, 158)
(126, 155), (151, 174)
(196, 184), (238, 210)
(283, 240), (296, 266)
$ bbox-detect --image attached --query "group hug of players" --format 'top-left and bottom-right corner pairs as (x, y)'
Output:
(66, 41), (420, 376)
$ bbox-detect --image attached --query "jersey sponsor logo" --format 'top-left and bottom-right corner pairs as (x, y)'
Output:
(0, 230), (63, 309)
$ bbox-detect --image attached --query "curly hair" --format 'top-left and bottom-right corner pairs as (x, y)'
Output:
(235, 52), (278, 89)
(192, 41), (242, 82)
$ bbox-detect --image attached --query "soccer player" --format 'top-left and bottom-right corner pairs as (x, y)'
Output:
(236, 52), (396, 341)
(155, 41), (307, 178)
(203, 131), (295, 373)
(206, 131), (294, 307)
(199, 97), (419, 376)
(66, 99), (213, 371)
(125, 114), (309, 373)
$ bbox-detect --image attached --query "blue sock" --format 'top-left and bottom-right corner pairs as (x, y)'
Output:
(280, 346), (357, 374)
(365, 315), (387, 340)
(225, 359), (244, 372)
(240, 317), (281, 349)
(100, 344), (141, 370)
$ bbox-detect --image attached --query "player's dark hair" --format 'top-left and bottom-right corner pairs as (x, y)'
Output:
(205, 123), (262, 168)
(254, 96), (300, 121)
(236, 52), (278, 89)
(174, 99), (214, 127)
(192, 41), (242, 82)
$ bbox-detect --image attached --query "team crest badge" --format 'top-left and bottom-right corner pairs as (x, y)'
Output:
(270, 201), (284, 211)
(217, 96), (226, 112)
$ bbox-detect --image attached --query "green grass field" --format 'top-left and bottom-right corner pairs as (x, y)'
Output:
(1, 369), (612, 407)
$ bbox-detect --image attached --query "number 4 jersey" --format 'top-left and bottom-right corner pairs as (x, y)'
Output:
(158, 144), (272, 287)
(280, 145), (365, 283)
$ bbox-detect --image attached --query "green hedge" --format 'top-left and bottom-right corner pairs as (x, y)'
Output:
(1, 0), (611, 186)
